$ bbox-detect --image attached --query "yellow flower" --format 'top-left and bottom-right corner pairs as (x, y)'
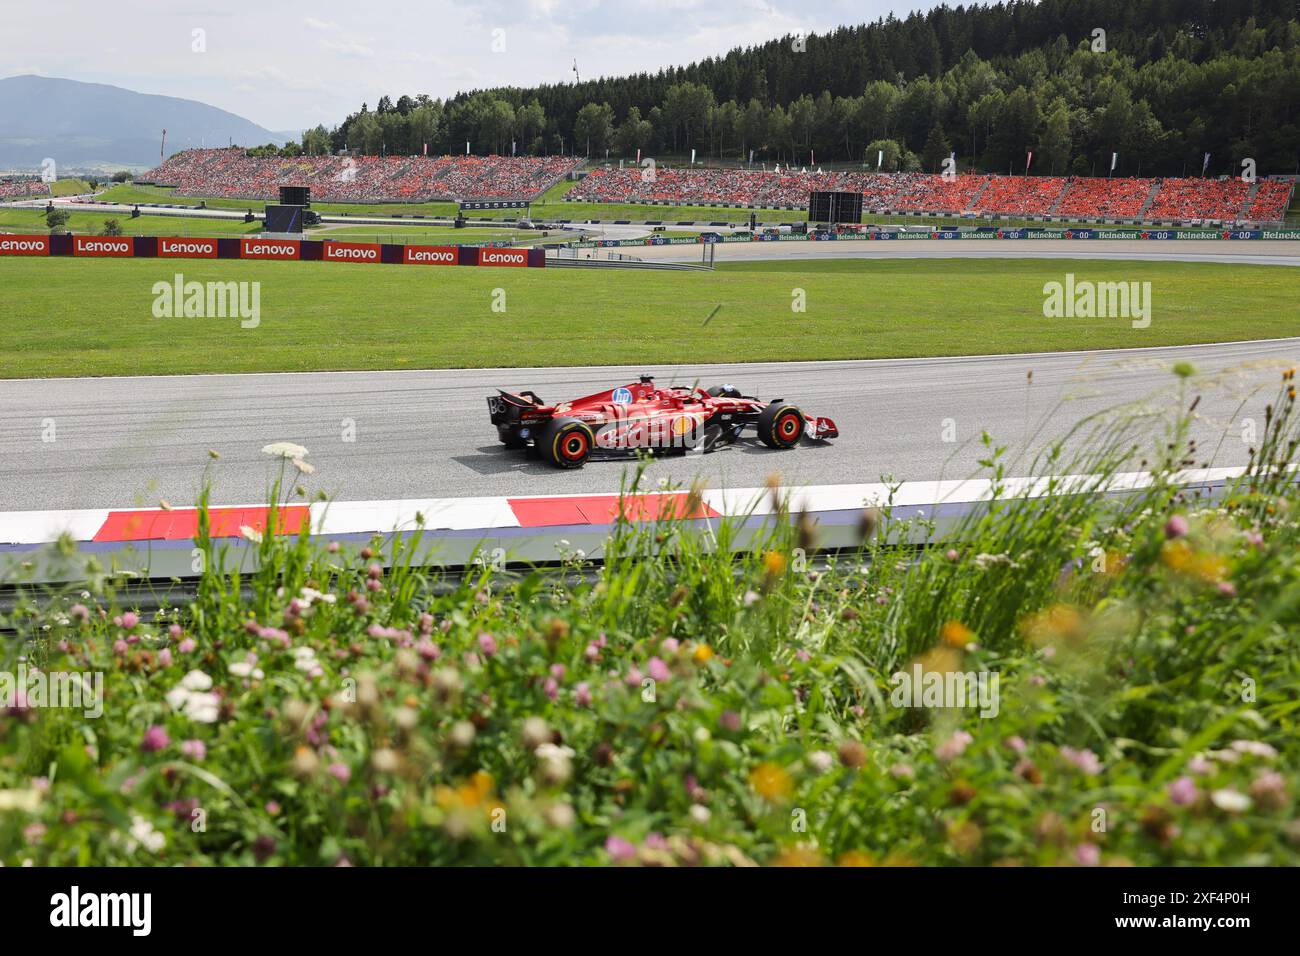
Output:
(940, 619), (974, 649)
(836, 850), (876, 867)
(692, 643), (714, 664)
(1162, 541), (1230, 584)
(762, 550), (787, 577)
(771, 844), (822, 867)
(749, 762), (793, 802)
(1020, 604), (1085, 648)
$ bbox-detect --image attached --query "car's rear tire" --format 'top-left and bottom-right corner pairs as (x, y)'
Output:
(540, 417), (594, 469)
(757, 402), (805, 449)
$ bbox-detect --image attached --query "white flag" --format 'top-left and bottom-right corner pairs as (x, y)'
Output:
(1111, 152), (1118, 171)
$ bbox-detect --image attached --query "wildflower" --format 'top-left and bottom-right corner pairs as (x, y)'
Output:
(762, 551), (787, 576)
(178, 637), (197, 654)
(1187, 755), (1215, 775)
(1167, 776), (1198, 806)
(773, 845), (823, 867)
(748, 762), (793, 802)
(229, 660), (265, 680)
(692, 643), (714, 664)
(291, 746), (320, 777)
(1060, 746), (1102, 775)
(718, 710), (742, 733)
(1164, 514), (1189, 539)
(69, 604), (90, 624)
(647, 657), (671, 682)
(371, 748), (400, 773)
(623, 666), (644, 688)
(1249, 772), (1288, 811)
(179, 739), (207, 762)
(837, 740), (868, 769)
(1073, 844), (1101, 867)
(889, 763), (915, 780)
(544, 802), (576, 829)
(1231, 740), (1277, 759)
(291, 458), (315, 475)
(521, 716), (551, 751)
(448, 721), (476, 750)
(806, 751), (834, 775)
(327, 762), (352, 784)
(140, 726), (170, 753)
(940, 619), (974, 649)
(477, 632), (498, 657)
(935, 730), (973, 762)
(261, 442), (309, 459)
(535, 743), (576, 786)
(574, 682), (593, 708)
(689, 804), (711, 824)
(239, 526), (263, 544)
(125, 816), (166, 854)
(605, 835), (637, 862)
(0, 790), (41, 812)
(1210, 788), (1252, 814)
(1004, 736), (1027, 754)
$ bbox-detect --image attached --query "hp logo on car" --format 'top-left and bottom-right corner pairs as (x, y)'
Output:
(611, 387), (633, 404)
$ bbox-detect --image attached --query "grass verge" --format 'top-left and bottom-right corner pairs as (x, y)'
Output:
(0, 257), (1296, 379)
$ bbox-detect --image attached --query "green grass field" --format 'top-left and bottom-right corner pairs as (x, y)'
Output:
(0, 257), (1295, 379)
(0, 206), (263, 237)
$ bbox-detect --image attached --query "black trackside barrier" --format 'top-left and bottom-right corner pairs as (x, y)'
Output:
(135, 237), (158, 257)
(50, 234), (74, 256)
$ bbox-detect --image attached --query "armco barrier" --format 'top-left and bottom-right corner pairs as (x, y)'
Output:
(0, 233), (546, 268)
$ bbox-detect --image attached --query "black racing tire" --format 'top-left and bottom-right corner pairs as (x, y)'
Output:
(540, 417), (595, 469)
(497, 425), (528, 449)
(757, 402), (806, 450)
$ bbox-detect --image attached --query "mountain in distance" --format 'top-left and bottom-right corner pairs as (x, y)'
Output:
(0, 74), (286, 173)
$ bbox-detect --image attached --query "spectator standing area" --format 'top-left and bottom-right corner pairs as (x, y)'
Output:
(142, 148), (580, 204)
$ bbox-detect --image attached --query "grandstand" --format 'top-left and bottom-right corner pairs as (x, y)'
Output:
(565, 166), (1293, 225)
(142, 148), (580, 204)
(0, 178), (51, 200)
(136, 149), (1295, 224)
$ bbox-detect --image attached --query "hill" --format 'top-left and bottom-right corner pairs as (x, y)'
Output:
(0, 75), (285, 171)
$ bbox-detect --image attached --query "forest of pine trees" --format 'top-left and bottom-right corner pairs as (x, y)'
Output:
(279, 0), (1300, 178)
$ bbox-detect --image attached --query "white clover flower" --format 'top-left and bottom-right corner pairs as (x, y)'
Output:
(1210, 789), (1252, 813)
(180, 669), (213, 691)
(229, 661), (264, 680)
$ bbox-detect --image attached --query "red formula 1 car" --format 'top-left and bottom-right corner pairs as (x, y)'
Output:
(487, 375), (839, 469)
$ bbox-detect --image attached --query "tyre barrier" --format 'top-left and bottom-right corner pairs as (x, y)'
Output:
(0, 234), (546, 267)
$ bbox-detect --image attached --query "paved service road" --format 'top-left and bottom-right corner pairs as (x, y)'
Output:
(1, 338), (1297, 512)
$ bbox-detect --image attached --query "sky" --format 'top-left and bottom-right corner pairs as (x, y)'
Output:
(0, 0), (947, 132)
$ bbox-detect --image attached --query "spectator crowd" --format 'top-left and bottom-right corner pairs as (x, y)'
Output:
(137, 150), (1295, 223)
(143, 148), (580, 203)
(0, 179), (52, 200)
(567, 167), (1294, 223)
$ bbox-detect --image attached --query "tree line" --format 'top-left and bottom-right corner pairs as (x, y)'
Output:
(257, 0), (1299, 178)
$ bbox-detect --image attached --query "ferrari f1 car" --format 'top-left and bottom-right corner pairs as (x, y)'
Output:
(487, 376), (839, 469)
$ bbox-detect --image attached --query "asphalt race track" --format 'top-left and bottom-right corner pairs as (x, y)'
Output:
(2, 338), (1297, 513)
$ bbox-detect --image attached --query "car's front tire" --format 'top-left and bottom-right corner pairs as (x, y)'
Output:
(757, 402), (805, 449)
